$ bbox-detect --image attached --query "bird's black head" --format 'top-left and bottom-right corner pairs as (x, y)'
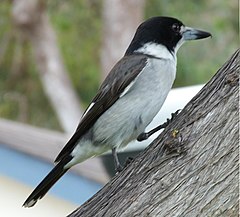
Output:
(125, 16), (211, 57)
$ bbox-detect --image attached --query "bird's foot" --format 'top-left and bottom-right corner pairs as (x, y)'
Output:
(137, 109), (181, 142)
(124, 156), (134, 167)
(112, 147), (124, 173)
(115, 163), (123, 173)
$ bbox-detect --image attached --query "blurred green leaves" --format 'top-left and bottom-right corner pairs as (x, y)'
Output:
(48, 1), (102, 106)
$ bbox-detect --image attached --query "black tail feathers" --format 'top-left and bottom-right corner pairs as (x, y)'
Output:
(23, 156), (72, 208)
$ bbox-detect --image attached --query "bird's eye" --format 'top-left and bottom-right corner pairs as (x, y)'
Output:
(172, 23), (181, 33)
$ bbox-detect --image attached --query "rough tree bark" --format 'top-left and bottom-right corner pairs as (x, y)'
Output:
(12, 0), (83, 133)
(101, 0), (145, 80)
(68, 50), (239, 217)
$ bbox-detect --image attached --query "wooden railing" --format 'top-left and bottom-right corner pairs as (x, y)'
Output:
(0, 118), (110, 184)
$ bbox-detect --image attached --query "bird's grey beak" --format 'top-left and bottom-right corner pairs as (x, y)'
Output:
(182, 26), (212, 41)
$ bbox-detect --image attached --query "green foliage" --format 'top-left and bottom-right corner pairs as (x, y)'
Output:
(48, 1), (102, 106)
(0, 0), (238, 130)
(0, 36), (62, 129)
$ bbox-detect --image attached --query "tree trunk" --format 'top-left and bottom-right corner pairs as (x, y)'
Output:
(12, 0), (83, 133)
(101, 0), (145, 80)
(68, 49), (239, 217)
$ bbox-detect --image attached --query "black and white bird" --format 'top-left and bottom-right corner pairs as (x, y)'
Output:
(23, 16), (211, 207)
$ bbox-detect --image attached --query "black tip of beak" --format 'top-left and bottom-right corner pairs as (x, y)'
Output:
(197, 31), (212, 40)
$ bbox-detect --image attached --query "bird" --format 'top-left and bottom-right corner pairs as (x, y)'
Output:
(23, 16), (211, 208)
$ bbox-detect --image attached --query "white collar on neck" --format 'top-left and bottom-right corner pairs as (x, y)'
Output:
(135, 42), (176, 60)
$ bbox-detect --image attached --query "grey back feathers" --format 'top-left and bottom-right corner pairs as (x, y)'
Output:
(55, 55), (148, 163)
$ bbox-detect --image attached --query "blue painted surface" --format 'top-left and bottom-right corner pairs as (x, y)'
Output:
(0, 144), (102, 205)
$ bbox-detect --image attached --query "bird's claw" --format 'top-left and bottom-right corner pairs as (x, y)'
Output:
(137, 109), (181, 142)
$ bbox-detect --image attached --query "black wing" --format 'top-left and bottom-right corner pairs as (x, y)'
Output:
(55, 54), (147, 163)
